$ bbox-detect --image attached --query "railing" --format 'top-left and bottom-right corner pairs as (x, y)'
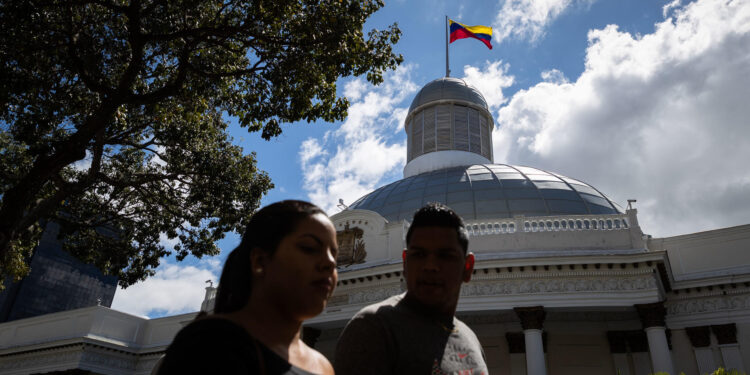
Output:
(464, 214), (630, 237)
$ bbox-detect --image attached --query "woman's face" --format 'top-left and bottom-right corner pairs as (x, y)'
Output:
(257, 213), (339, 320)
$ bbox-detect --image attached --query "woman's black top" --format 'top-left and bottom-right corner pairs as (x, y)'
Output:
(157, 318), (317, 375)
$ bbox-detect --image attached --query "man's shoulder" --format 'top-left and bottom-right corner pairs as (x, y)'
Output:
(453, 317), (482, 342)
(351, 293), (404, 319)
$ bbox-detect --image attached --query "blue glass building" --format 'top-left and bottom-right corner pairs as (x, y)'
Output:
(0, 222), (117, 322)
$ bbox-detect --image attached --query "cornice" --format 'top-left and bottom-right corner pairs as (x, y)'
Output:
(0, 336), (168, 358)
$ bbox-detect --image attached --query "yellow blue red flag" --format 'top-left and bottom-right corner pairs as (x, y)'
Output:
(449, 19), (492, 50)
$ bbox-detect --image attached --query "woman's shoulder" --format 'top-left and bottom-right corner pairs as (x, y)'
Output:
(158, 317), (257, 374)
(296, 341), (334, 375)
(167, 317), (253, 353)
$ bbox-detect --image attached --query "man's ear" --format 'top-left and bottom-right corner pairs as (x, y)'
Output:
(462, 252), (475, 282)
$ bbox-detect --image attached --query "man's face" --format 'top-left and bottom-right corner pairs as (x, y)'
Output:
(403, 226), (474, 316)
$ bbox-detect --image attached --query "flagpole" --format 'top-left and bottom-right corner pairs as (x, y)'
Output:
(445, 15), (450, 77)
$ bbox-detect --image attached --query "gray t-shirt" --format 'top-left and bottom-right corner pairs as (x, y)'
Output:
(335, 293), (488, 375)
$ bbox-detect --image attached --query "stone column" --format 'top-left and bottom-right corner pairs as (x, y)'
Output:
(514, 306), (547, 375)
(686, 325), (715, 374)
(636, 302), (674, 375)
(607, 331), (631, 375)
(506, 332), (527, 375)
(627, 331), (652, 375)
(670, 328), (700, 375)
(712, 324), (745, 372)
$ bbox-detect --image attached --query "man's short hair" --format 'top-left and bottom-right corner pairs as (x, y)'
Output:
(405, 202), (469, 253)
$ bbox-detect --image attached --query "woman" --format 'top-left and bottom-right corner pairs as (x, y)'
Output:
(158, 200), (338, 374)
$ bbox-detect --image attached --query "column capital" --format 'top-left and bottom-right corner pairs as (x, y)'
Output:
(711, 323), (737, 345)
(514, 306), (546, 330)
(635, 301), (666, 328)
(686, 326), (711, 348)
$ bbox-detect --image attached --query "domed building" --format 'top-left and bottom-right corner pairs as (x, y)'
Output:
(350, 77), (622, 223)
(300, 77), (750, 375)
(1, 78), (749, 375)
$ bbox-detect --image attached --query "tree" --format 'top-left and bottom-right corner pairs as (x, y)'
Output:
(0, 0), (402, 287)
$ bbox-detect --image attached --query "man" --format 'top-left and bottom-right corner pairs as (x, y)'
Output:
(334, 203), (488, 375)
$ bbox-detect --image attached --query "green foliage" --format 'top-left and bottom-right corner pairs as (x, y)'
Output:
(710, 368), (746, 375)
(0, 0), (402, 287)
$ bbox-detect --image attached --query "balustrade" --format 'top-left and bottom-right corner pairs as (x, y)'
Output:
(463, 214), (630, 237)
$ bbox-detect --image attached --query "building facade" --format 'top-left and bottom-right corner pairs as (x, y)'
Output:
(1, 78), (749, 375)
(0, 222), (117, 323)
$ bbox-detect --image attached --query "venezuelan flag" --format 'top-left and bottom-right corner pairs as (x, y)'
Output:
(449, 20), (492, 50)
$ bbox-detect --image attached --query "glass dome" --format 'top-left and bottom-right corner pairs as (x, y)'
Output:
(348, 164), (623, 222)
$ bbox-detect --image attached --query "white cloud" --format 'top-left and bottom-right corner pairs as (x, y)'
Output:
(149, 145), (167, 167)
(111, 260), (220, 317)
(300, 65), (418, 213)
(343, 78), (368, 102)
(70, 150), (92, 172)
(158, 232), (179, 249)
(388, 107), (410, 134)
(663, 0), (681, 18)
(494, 0), (750, 237)
(541, 69), (569, 84)
(493, 0), (594, 44)
(462, 61), (515, 112)
(299, 138), (327, 166)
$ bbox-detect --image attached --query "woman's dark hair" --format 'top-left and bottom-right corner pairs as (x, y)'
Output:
(213, 200), (327, 314)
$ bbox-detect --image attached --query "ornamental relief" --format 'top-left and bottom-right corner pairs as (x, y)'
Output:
(82, 350), (137, 370)
(0, 350), (82, 371)
(328, 294), (349, 307)
(348, 285), (402, 305)
(336, 275), (657, 306)
(666, 294), (750, 315)
(137, 357), (165, 372)
(460, 275), (656, 297)
(336, 224), (367, 266)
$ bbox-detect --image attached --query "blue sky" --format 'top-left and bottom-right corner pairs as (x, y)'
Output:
(112, 0), (750, 318)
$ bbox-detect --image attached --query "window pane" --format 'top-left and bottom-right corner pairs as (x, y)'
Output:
(547, 200), (588, 214)
(570, 183), (600, 196)
(579, 193), (612, 207)
(437, 105), (452, 151)
(470, 173), (494, 181)
(447, 190), (473, 203)
(527, 174), (560, 182)
(472, 179), (501, 190)
(533, 181), (570, 190)
(476, 200), (509, 214)
(539, 189), (580, 200)
(454, 105), (469, 151)
(495, 173), (526, 181)
(508, 199), (547, 212)
(423, 106), (436, 153)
